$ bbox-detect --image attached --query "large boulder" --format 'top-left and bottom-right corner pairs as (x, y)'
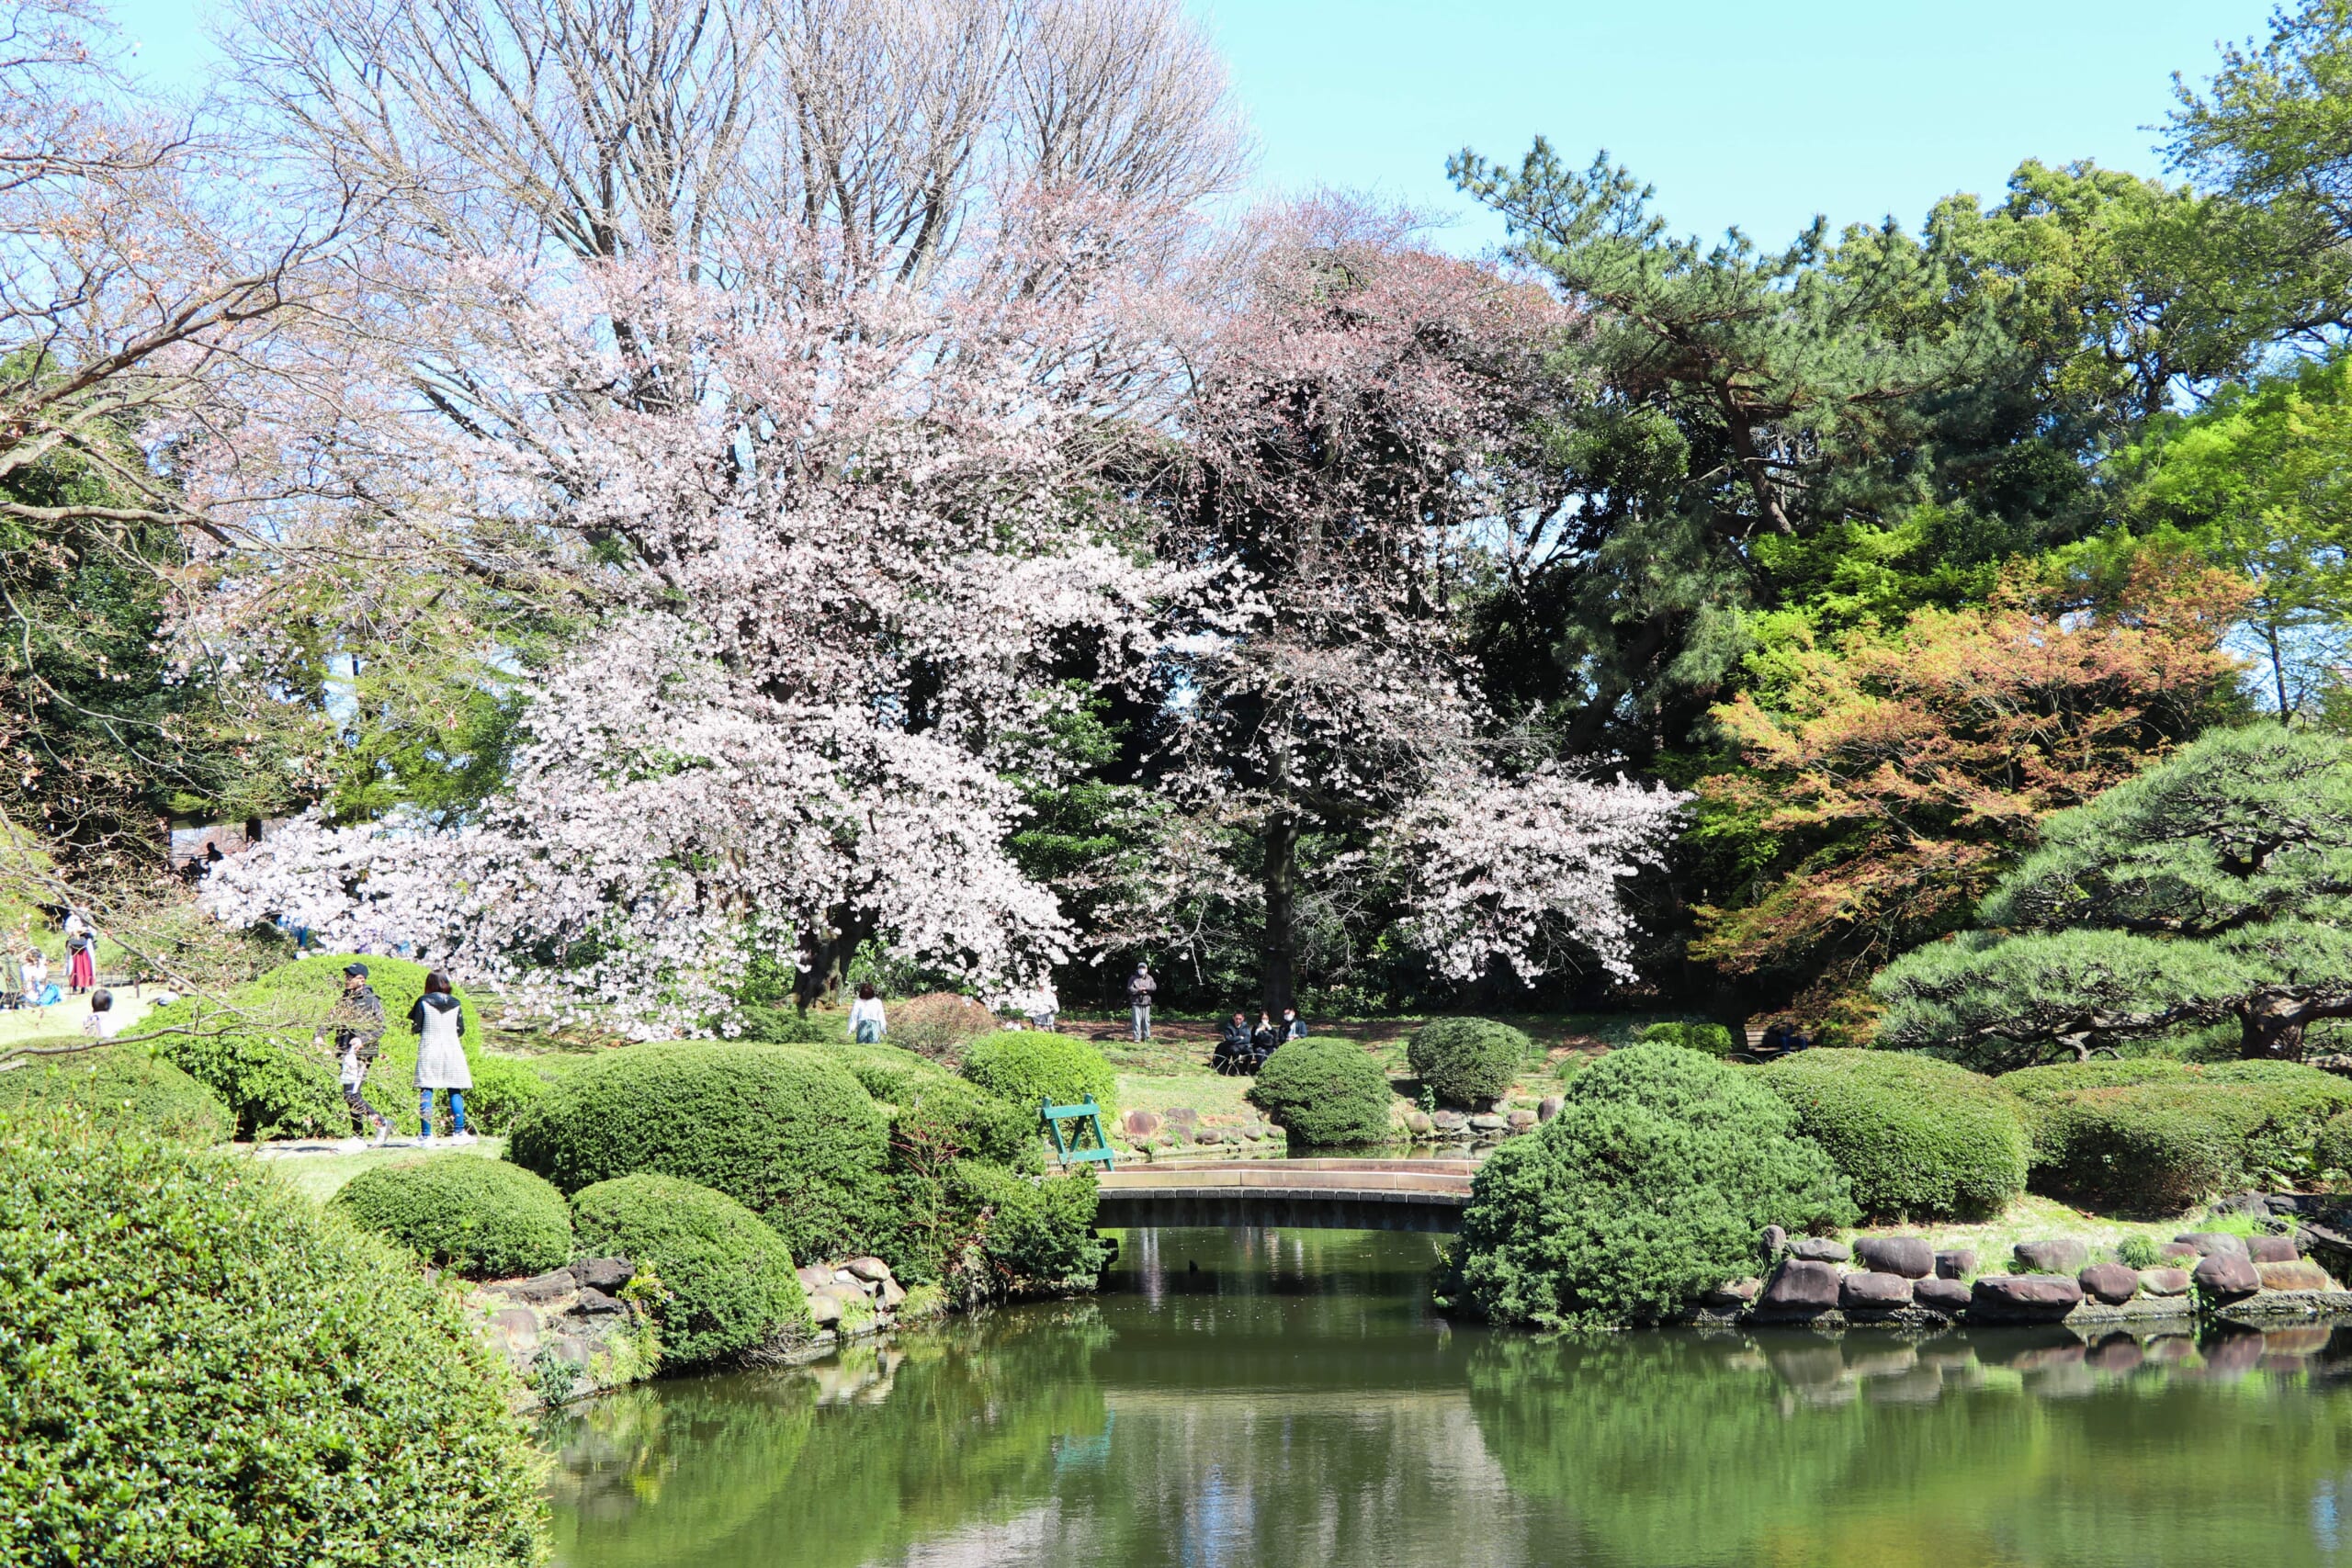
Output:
(1915, 1276), (1972, 1313)
(1934, 1248), (1977, 1280)
(1852, 1236), (1933, 1279)
(2257, 1259), (2333, 1292)
(2138, 1267), (2194, 1297)
(2193, 1251), (2261, 1300)
(2176, 1231), (2250, 1258)
(1970, 1274), (2085, 1322)
(2011, 1239), (2089, 1275)
(2077, 1262), (2140, 1304)
(1755, 1259), (1843, 1316)
(1840, 1271), (1913, 1310)
(1791, 1237), (1850, 1263)
(2248, 1235), (2301, 1263)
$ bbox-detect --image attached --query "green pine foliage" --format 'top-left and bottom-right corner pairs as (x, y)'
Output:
(2318, 1109), (2352, 1179)
(1407, 1018), (1532, 1107)
(1636, 1021), (1737, 1057)
(0, 1045), (232, 1145)
(958, 1032), (1116, 1121)
(0, 1115), (547, 1566)
(844, 1044), (1039, 1170)
(329, 1155), (574, 1280)
(504, 1041), (890, 1263)
(1757, 1049), (2030, 1221)
(1446, 1045), (1854, 1327)
(1247, 1037), (1400, 1148)
(570, 1173), (810, 1366)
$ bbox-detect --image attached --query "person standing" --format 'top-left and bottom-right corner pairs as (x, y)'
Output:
(63, 911), (95, 995)
(318, 962), (391, 1143)
(1126, 963), (1156, 1043)
(848, 982), (888, 1043)
(410, 969), (473, 1143)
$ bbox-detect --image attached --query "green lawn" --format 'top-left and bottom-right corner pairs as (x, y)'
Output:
(252, 1137), (511, 1203)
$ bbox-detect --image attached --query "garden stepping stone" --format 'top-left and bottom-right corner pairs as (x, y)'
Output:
(1756, 1258), (1841, 1314)
(1791, 1238), (1850, 1263)
(2256, 1259), (2332, 1292)
(2193, 1252), (2260, 1299)
(1934, 1248), (1976, 1280)
(1840, 1271), (1912, 1309)
(1853, 1236), (1932, 1278)
(2011, 1239), (2088, 1275)
(2248, 1235), (2301, 1263)
(2175, 1232), (2249, 1258)
(1970, 1274), (2085, 1321)
(2137, 1268), (2193, 1297)
(1914, 1276), (1971, 1313)
(2077, 1262), (2139, 1304)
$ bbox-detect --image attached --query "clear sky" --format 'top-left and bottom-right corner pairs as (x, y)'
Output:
(110, 0), (2279, 250)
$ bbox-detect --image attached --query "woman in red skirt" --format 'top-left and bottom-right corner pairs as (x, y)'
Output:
(64, 912), (96, 994)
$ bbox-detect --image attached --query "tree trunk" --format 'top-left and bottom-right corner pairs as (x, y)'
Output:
(796, 905), (875, 1010)
(1261, 807), (1298, 1017)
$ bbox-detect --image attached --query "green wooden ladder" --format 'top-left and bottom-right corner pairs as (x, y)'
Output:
(1041, 1095), (1115, 1170)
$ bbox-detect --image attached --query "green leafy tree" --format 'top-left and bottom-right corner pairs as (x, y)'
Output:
(1875, 725), (2352, 1065)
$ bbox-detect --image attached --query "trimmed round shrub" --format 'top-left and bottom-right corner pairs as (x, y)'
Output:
(0, 1115), (546, 1565)
(2001, 1057), (2352, 1210)
(1447, 1045), (1855, 1327)
(1407, 1017), (1531, 1107)
(505, 1041), (889, 1261)
(571, 1173), (809, 1365)
(330, 1154), (574, 1279)
(0, 1045), (231, 1145)
(1248, 1037), (1399, 1148)
(1637, 1021), (1737, 1057)
(141, 953), (489, 1139)
(1758, 1050), (2029, 1221)
(959, 1031), (1116, 1122)
(945, 1161), (1111, 1294)
(2319, 1109), (2352, 1179)
(845, 1043), (1037, 1170)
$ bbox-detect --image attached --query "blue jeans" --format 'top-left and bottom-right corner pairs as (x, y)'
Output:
(1131, 1002), (1150, 1041)
(421, 1088), (466, 1137)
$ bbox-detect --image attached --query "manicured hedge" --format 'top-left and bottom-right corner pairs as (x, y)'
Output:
(1759, 1050), (2029, 1221)
(1999, 1057), (2352, 1211)
(0, 1115), (546, 1566)
(571, 1173), (809, 1366)
(2320, 1109), (2352, 1179)
(1637, 1021), (1737, 1057)
(330, 1154), (574, 1280)
(505, 1041), (889, 1261)
(959, 1032), (1116, 1122)
(0, 1045), (231, 1145)
(1448, 1045), (1855, 1327)
(946, 1161), (1111, 1294)
(844, 1044), (1037, 1170)
(1408, 1018), (1530, 1107)
(142, 953), (492, 1139)
(1248, 1036), (1400, 1148)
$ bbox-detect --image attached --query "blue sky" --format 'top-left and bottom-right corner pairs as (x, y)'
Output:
(114, 0), (2278, 249)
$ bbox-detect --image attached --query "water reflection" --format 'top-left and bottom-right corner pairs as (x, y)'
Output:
(548, 1228), (2352, 1568)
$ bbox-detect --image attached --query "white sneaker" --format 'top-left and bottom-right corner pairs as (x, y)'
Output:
(372, 1124), (393, 1145)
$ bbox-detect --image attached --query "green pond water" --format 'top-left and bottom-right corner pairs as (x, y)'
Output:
(548, 1227), (2352, 1567)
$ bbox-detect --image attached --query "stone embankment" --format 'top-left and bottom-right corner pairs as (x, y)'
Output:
(471, 1252), (940, 1408)
(1713, 1221), (2352, 1332)
(1123, 1095), (1556, 1154)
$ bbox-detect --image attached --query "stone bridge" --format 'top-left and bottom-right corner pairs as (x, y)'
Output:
(1093, 1158), (1476, 1233)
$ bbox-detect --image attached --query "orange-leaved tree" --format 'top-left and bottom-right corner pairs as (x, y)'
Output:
(1690, 552), (2248, 1032)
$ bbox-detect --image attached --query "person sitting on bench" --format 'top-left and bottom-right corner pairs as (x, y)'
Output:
(1213, 1012), (1255, 1075)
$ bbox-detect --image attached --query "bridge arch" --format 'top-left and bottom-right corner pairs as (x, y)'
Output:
(1092, 1158), (1473, 1234)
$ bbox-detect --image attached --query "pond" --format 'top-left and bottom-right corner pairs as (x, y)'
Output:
(547, 1227), (2352, 1568)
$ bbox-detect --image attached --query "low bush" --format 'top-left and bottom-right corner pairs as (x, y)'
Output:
(1407, 1018), (1531, 1107)
(945, 1162), (1111, 1296)
(0, 1045), (231, 1145)
(330, 1154), (574, 1279)
(142, 953), (489, 1139)
(0, 1115), (546, 1566)
(505, 1041), (890, 1261)
(2117, 1234), (2165, 1269)
(1758, 1050), (2029, 1221)
(1248, 1037), (1399, 1148)
(959, 1031), (1116, 1122)
(1637, 1021), (1737, 1057)
(1447, 1045), (1855, 1327)
(2000, 1057), (2352, 1209)
(845, 1044), (1038, 1170)
(888, 992), (1001, 1056)
(571, 1173), (809, 1365)
(726, 1003), (837, 1044)
(2319, 1109), (2352, 1179)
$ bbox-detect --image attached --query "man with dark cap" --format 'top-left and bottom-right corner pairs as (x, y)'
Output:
(317, 961), (392, 1141)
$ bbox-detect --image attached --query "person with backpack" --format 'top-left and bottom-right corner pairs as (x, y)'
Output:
(409, 969), (473, 1143)
(318, 962), (392, 1142)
